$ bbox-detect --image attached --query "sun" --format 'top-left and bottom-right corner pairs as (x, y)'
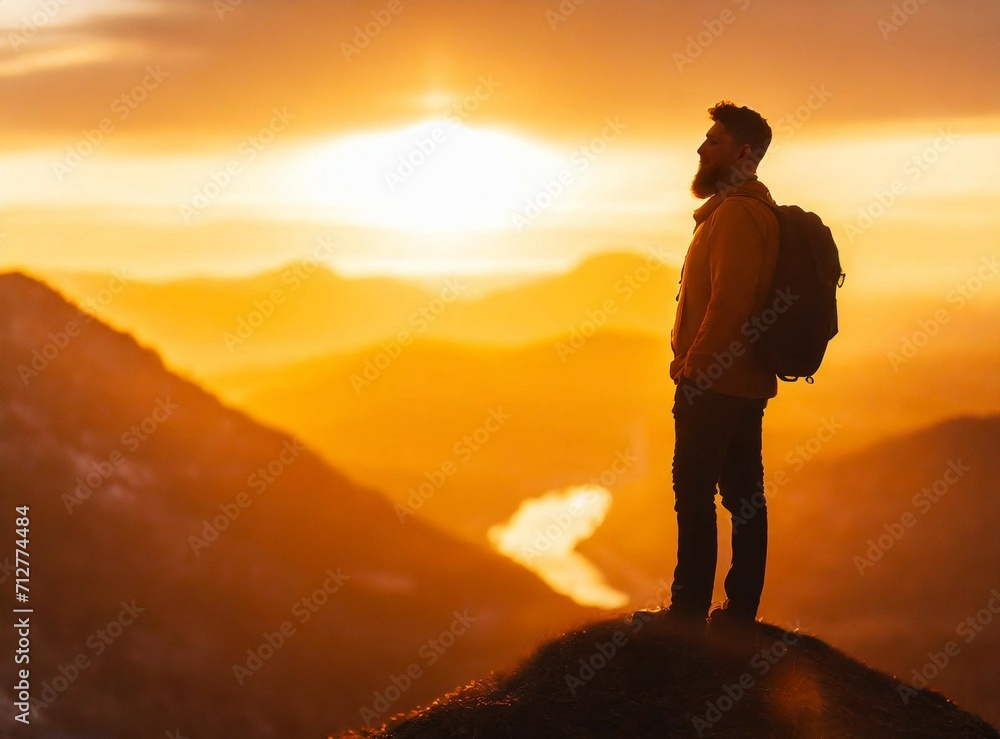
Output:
(291, 120), (563, 233)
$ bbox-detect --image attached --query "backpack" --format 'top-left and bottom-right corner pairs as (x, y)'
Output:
(730, 194), (845, 383)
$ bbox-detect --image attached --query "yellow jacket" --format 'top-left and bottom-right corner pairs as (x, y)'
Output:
(670, 178), (780, 399)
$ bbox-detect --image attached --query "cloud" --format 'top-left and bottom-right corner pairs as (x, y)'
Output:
(1, 0), (997, 151)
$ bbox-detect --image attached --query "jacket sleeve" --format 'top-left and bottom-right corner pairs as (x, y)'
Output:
(680, 199), (766, 380)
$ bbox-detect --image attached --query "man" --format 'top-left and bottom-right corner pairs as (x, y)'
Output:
(665, 101), (780, 626)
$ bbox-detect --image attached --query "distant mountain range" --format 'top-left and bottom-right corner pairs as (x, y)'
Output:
(35, 265), (441, 376)
(33, 251), (681, 378)
(33, 249), (999, 460)
(0, 273), (595, 738)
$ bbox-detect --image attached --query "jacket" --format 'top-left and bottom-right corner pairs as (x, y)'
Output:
(670, 178), (780, 399)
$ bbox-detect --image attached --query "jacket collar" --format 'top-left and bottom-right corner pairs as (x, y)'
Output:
(692, 177), (774, 228)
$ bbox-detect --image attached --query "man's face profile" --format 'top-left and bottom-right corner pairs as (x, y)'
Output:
(691, 121), (743, 199)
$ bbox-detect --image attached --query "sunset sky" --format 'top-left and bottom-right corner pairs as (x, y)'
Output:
(1, 0), (998, 287)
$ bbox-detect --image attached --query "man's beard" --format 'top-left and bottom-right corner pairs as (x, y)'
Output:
(690, 160), (752, 199)
(690, 161), (725, 199)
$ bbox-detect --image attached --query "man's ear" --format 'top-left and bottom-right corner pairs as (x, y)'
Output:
(735, 143), (757, 176)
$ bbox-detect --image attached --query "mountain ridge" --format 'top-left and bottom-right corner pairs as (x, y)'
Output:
(0, 271), (596, 737)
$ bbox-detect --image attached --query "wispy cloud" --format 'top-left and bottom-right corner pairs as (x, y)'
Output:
(2, 0), (998, 149)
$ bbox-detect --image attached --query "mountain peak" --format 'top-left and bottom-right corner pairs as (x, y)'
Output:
(340, 613), (998, 738)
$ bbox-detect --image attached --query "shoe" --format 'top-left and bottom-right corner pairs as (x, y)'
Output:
(631, 606), (708, 636)
(708, 601), (756, 629)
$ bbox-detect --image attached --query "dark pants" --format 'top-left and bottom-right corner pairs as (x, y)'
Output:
(669, 378), (768, 619)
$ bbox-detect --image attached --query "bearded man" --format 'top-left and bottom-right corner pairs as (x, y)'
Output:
(664, 101), (780, 627)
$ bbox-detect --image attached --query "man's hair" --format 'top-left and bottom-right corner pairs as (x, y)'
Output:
(708, 100), (772, 164)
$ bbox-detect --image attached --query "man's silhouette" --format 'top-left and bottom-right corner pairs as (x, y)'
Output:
(666, 101), (779, 625)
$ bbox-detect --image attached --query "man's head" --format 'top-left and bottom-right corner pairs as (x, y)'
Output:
(691, 100), (772, 199)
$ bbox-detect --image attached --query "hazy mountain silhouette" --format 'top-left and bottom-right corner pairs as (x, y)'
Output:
(34, 251), (679, 377)
(338, 614), (999, 738)
(35, 265), (442, 376)
(35, 253), (1000, 456)
(423, 251), (679, 344)
(209, 322), (999, 474)
(0, 273), (595, 738)
(208, 331), (670, 541)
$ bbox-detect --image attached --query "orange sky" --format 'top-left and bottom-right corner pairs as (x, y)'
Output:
(2, 0), (998, 145)
(0, 0), (998, 283)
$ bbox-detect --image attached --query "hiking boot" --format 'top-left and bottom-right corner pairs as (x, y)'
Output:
(708, 602), (757, 630)
(631, 606), (708, 637)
